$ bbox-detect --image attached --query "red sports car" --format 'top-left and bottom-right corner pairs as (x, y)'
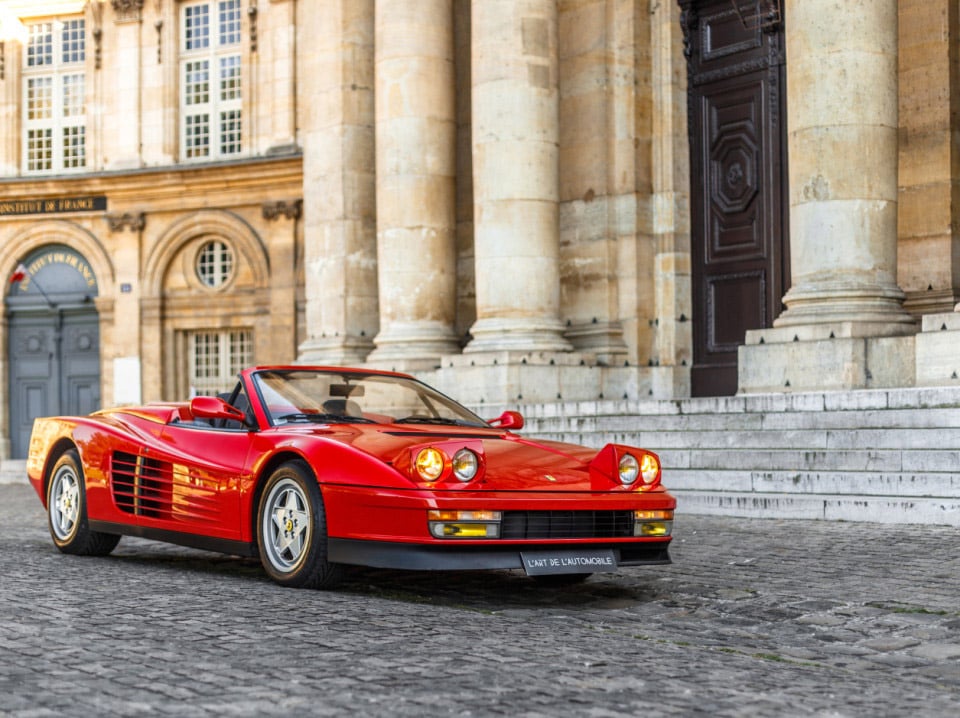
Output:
(28, 366), (676, 588)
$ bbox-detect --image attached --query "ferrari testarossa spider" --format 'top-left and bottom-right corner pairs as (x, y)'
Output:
(28, 366), (676, 589)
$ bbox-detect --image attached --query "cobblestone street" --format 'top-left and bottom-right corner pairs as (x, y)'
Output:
(2, 482), (959, 717)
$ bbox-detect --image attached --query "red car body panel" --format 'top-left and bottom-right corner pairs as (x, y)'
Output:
(28, 366), (676, 576)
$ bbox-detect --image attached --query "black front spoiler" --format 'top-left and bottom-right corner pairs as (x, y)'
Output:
(327, 538), (671, 572)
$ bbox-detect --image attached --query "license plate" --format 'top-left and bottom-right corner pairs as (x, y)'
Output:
(520, 549), (618, 576)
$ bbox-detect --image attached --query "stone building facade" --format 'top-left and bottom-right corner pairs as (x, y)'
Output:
(0, 0), (958, 477)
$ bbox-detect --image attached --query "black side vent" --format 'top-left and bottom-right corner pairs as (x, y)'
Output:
(110, 451), (174, 519)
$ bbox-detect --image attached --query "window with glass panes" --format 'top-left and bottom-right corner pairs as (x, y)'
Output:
(180, 0), (242, 160)
(22, 17), (86, 173)
(188, 329), (253, 396)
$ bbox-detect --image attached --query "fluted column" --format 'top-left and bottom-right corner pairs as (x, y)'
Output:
(774, 0), (913, 333)
(367, 0), (460, 364)
(465, 0), (571, 353)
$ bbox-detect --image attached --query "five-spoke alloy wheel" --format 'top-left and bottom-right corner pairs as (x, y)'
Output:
(257, 461), (343, 589)
(47, 449), (120, 555)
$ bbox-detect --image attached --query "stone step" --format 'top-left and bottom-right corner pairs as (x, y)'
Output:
(509, 386), (960, 525)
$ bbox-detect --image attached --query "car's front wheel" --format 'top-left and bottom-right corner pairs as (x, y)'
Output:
(47, 450), (120, 556)
(257, 461), (343, 589)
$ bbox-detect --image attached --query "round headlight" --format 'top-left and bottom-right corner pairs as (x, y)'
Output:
(415, 447), (446, 481)
(640, 453), (660, 484)
(618, 453), (639, 485)
(452, 448), (479, 482)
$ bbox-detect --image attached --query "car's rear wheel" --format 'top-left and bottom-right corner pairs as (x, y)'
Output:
(257, 461), (343, 589)
(47, 450), (120, 556)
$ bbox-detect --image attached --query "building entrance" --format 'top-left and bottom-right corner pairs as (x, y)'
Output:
(680, 0), (790, 396)
(7, 246), (100, 458)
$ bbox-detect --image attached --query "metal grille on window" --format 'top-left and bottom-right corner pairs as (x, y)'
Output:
(189, 329), (253, 396)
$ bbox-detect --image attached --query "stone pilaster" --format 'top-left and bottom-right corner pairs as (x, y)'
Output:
(366, 0), (460, 367)
(102, 2), (142, 170)
(0, 22), (21, 175)
(465, 0), (571, 353)
(297, 0), (378, 365)
(739, 0), (915, 393)
(261, 0), (298, 154)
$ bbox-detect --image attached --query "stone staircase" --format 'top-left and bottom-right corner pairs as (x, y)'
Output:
(475, 386), (960, 526)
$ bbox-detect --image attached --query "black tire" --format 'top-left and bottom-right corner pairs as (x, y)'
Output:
(47, 449), (121, 556)
(256, 460), (343, 589)
(532, 573), (592, 586)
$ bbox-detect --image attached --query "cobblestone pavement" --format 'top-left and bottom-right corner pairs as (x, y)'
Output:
(2, 483), (959, 717)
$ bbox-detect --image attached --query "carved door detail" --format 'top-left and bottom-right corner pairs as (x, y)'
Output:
(680, 1), (789, 396)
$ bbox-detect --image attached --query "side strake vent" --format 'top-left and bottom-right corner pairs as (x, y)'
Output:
(111, 451), (174, 518)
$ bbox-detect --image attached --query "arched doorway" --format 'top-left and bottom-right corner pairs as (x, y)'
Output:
(7, 245), (101, 458)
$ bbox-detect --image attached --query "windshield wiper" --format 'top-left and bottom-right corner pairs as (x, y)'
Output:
(276, 412), (375, 424)
(394, 416), (482, 427)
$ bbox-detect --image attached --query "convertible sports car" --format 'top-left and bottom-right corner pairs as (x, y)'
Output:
(28, 366), (676, 589)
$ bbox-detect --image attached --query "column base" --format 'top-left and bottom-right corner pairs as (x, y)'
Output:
(564, 320), (629, 366)
(463, 317), (573, 353)
(738, 323), (916, 393)
(365, 321), (462, 370)
(774, 283), (917, 331)
(297, 335), (374, 367)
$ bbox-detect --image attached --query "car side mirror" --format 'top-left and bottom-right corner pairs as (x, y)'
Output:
(487, 410), (524, 430)
(190, 396), (249, 424)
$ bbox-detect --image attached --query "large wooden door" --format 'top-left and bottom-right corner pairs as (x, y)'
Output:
(680, 1), (789, 396)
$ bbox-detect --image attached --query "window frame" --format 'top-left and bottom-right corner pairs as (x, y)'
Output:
(179, 0), (244, 162)
(187, 328), (254, 397)
(21, 16), (87, 174)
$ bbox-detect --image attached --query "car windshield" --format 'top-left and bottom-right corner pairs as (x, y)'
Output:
(251, 369), (490, 428)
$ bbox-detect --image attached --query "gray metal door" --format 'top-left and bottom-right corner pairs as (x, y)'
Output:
(7, 245), (101, 459)
(9, 307), (100, 458)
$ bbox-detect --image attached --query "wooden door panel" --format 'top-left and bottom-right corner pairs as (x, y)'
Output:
(681, 0), (788, 396)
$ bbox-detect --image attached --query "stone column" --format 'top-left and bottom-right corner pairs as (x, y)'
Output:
(366, 0), (460, 365)
(465, 0), (571, 353)
(774, 0), (912, 332)
(297, 0), (378, 365)
(739, 0), (915, 393)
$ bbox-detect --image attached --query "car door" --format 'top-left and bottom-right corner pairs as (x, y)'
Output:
(134, 422), (254, 541)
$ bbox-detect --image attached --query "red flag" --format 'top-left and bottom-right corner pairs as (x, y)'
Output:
(10, 263), (27, 284)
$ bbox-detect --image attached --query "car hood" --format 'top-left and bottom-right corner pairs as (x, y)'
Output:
(289, 423), (619, 491)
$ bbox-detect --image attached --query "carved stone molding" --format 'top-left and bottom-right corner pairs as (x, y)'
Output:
(105, 212), (146, 232)
(262, 199), (302, 221)
(111, 0), (145, 23)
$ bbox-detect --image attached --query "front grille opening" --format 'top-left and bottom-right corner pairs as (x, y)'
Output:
(500, 510), (633, 539)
